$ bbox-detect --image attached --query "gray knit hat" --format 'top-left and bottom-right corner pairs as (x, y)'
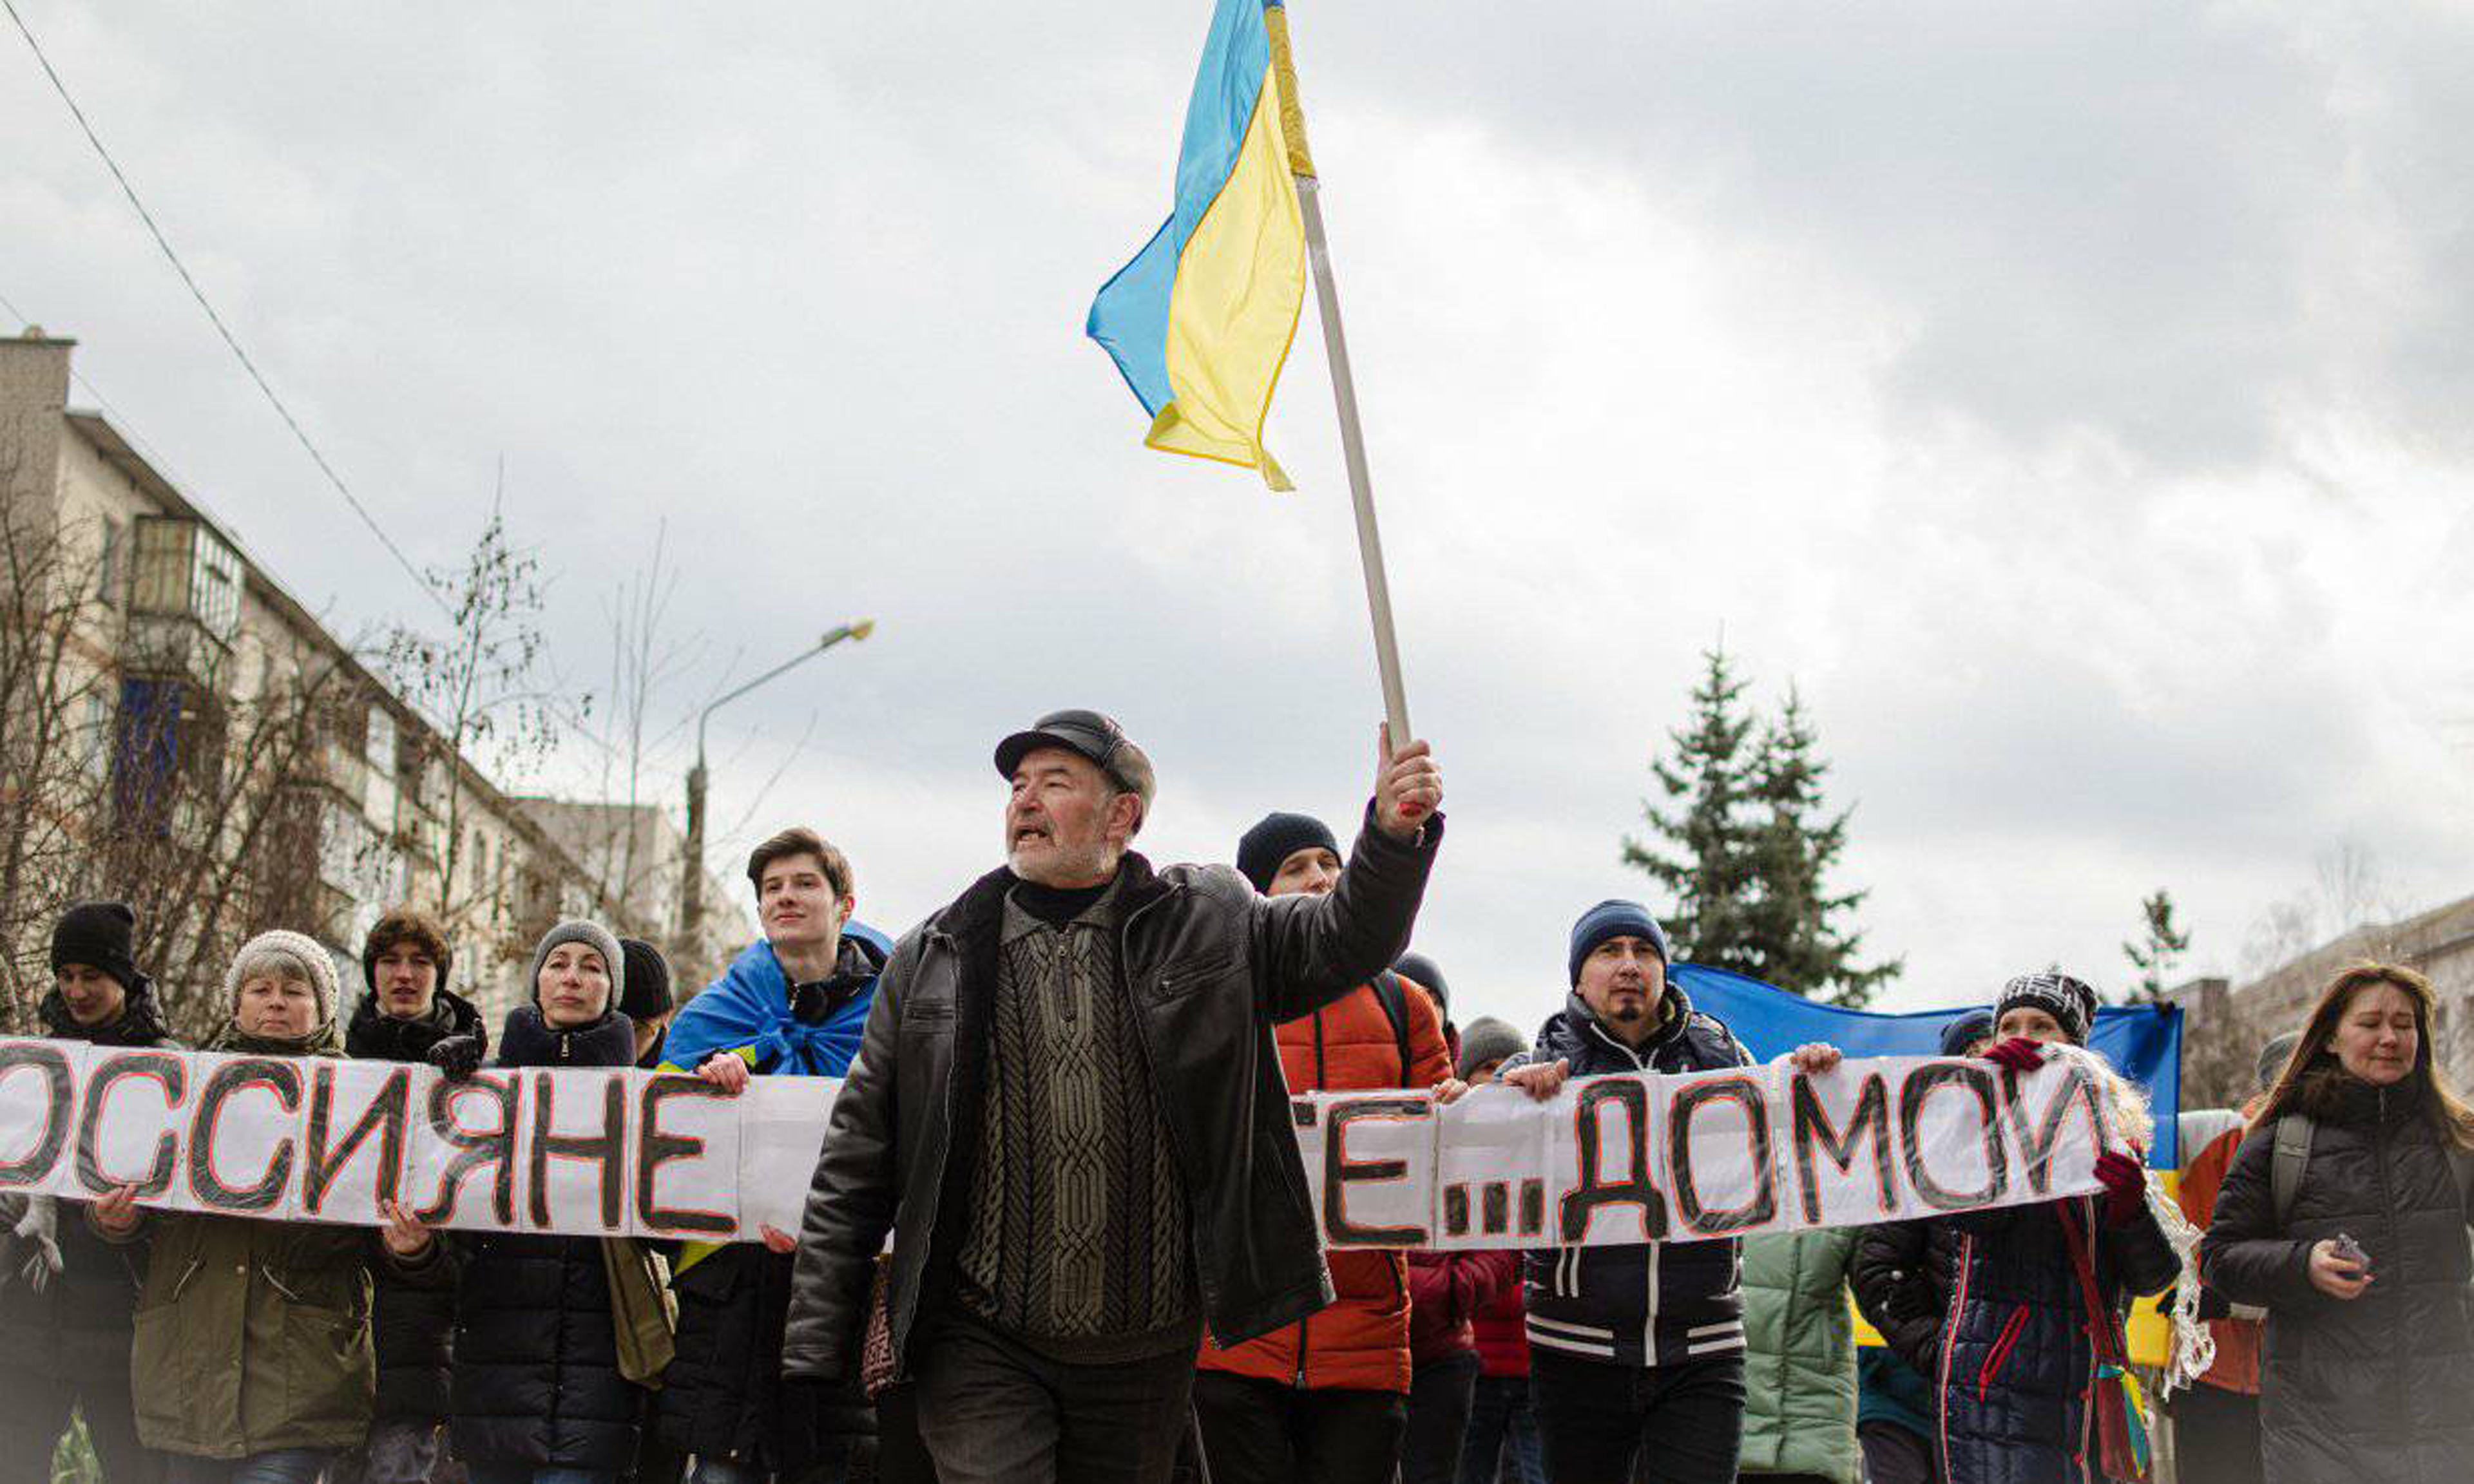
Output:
(2256, 1031), (2301, 1094)
(1457, 1015), (1528, 1081)
(223, 929), (341, 1027)
(528, 920), (624, 1012)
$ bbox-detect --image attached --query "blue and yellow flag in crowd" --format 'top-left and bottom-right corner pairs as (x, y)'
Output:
(1088, 0), (1312, 490)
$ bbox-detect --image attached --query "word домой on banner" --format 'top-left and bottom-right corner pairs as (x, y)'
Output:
(0, 1038), (2114, 1244)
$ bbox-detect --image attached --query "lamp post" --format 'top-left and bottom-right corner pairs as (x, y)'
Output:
(681, 620), (874, 951)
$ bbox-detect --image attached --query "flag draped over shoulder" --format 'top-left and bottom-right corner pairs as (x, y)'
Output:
(1088, 0), (1310, 490)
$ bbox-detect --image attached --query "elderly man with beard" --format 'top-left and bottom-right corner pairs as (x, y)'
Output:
(784, 710), (1446, 1484)
(1498, 900), (1841, 1484)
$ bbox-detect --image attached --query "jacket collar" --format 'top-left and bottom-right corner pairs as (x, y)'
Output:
(934, 851), (1174, 948)
(345, 985), (485, 1061)
(1557, 978), (1694, 1063)
(39, 978), (170, 1047)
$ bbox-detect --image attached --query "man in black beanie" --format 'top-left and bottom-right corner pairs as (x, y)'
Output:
(620, 937), (676, 1069)
(1195, 811), (1454, 1484)
(0, 902), (171, 1481)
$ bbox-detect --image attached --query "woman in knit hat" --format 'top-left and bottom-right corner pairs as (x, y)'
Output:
(95, 928), (441, 1483)
(1933, 973), (2180, 1484)
(443, 920), (657, 1482)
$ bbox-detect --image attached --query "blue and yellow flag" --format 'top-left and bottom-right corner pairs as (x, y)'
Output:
(1088, 0), (1311, 490)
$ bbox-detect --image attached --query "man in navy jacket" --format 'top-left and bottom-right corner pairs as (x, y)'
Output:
(1499, 900), (1836, 1484)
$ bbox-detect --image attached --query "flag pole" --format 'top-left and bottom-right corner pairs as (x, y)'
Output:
(1269, 10), (1412, 744)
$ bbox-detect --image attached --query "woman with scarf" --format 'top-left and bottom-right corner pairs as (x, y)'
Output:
(95, 929), (440, 1484)
(439, 920), (666, 1484)
(2200, 963), (2474, 1484)
(1935, 973), (2178, 1484)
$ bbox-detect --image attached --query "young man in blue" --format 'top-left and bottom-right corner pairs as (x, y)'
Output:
(655, 827), (890, 1483)
(1499, 900), (1840, 1484)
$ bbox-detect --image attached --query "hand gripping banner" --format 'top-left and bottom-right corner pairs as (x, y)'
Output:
(0, 1040), (2111, 1244)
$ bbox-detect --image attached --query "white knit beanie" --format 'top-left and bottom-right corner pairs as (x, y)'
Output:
(223, 929), (341, 1027)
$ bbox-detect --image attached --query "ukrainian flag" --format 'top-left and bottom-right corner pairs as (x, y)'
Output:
(1088, 0), (1312, 491)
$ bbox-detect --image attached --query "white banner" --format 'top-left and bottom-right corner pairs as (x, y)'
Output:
(0, 1040), (2111, 1244)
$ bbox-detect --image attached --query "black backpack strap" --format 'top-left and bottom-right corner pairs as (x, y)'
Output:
(2272, 1113), (2314, 1229)
(1371, 971), (1414, 1086)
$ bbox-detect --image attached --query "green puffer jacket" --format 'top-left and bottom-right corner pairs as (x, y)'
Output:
(120, 1020), (441, 1461)
(1738, 1227), (1861, 1483)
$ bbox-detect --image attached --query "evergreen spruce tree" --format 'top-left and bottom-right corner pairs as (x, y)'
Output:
(1625, 654), (1901, 1006)
(2123, 889), (2192, 1002)
(1623, 647), (1765, 969)
(1746, 689), (1901, 1007)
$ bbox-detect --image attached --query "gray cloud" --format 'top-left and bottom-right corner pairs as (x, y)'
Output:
(7, 1), (2473, 1031)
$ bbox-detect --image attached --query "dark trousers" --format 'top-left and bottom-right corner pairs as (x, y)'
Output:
(910, 1318), (1195, 1484)
(1459, 1375), (1543, 1484)
(0, 1365), (166, 1483)
(2163, 1384), (2263, 1484)
(1401, 1352), (1481, 1484)
(1857, 1420), (1939, 1484)
(871, 1384), (937, 1484)
(1527, 1351), (1744, 1484)
(1191, 1371), (1408, 1484)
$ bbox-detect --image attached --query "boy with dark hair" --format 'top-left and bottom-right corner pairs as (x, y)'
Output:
(338, 906), (487, 1484)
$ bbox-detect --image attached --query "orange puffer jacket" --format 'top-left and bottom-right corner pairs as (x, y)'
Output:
(1196, 975), (1452, 1394)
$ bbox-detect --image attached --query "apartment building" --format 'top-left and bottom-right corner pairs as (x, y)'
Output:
(1, 328), (638, 1028)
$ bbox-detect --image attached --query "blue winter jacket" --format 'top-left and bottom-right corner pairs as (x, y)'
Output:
(1935, 1194), (2176, 1484)
(1501, 982), (1753, 1369)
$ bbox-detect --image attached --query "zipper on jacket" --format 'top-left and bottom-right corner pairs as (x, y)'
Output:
(895, 930), (961, 1356)
(1114, 886), (1218, 1320)
(1976, 1302), (2030, 1398)
(1294, 1004), (1329, 1388)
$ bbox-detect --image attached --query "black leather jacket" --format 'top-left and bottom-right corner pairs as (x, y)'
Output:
(782, 807), (1441, 1382)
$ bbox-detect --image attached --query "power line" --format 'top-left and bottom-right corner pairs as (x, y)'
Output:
(3, 0), (449, 616)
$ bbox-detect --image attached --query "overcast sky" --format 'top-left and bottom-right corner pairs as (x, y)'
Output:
(8, 1), (2473, 1032)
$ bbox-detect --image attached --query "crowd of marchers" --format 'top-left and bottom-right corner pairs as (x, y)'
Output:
(6, 708), (2468, 1484)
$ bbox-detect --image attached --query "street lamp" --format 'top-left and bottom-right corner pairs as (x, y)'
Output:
(681, 620), (874, 949)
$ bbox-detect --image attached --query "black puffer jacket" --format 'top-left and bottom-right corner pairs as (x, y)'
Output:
(1852, 1216), (1961, 1381)
(2200, 1073), (2474, 1484)
(783, 809), (1441, 1383)
(345, 988), (486, 1422)
(1936, 1192), (2177, 1484)
(1499, 984), (1753, 1368)
(658, 1246), (872, 1469)
(658, 935), (886, 1470)
(447, 1005), (646, 1472)
(0, 984), (174, 1382)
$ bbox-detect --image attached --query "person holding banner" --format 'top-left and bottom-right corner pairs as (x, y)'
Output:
(1191, 810), (1455, 1484)
(1934, 973), (2174, 1484)
(1849, 1009), (1992, 1484)
(1494, 900), (1837, 1484)
(655, 828), (891, 1484)
(432, 919), (663, 1484)
(2200, 964), (2474, 1484)
(335, 908), (488, 1484)
(783, 710), (1444, 1484)
(92, 929), (445, 1484)
(0, 902), (173, 1484)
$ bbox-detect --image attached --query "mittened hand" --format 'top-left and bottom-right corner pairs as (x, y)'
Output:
(426, 1034), (484, 1081)
(1982, 1037), (2048, 1074)
(2095, 1150), (2147, 1224)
